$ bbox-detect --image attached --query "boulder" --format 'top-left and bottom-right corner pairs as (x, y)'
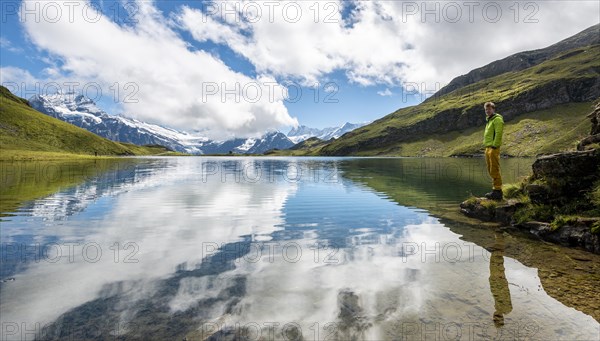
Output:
(517, 219), (600, 254)
(531, 148), (600, 196)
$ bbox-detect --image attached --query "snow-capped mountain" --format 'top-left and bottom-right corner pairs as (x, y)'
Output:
(29, 93), (294, 154)
(29, 93), (207, 153)
(200, 131), (294, 154)
(287, 122), (369, 144)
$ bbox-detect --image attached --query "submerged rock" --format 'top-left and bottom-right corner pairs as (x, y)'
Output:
(518, 219), (600, 254)
(460, 197), (600, 254)
(459, 198), (524, 225)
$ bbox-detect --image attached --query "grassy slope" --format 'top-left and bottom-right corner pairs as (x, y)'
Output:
(358, 101), (595, 156)
(265, 137), (331, 156)
(317, 44), (600, 156)
(0, 159), (145, 217)
(273, 102), (593, 157)
(0, 86), (187, 160)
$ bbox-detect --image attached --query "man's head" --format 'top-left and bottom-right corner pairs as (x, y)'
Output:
(484, 102), (496, 117)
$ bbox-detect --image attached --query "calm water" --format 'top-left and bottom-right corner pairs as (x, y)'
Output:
(1, 157), (599, 341)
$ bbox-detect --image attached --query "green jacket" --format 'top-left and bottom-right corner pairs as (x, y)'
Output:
(483, 113), (504, 148)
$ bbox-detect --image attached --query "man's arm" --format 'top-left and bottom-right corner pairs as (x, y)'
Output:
(493, 116), (504, 148)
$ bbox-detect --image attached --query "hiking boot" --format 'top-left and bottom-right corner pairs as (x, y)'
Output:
(484, 189), (503, 201)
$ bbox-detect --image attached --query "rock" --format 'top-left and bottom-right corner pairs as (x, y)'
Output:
(531, 148), (600, 197)
(515, 219), (600, 254)
(460, 198), (496, 222)
(517, 221), (553, 235)
(461, 199), (600, 254)
(459, 198), (524, 225)
(525, 184), (550, 204)
(495, 201), (526, 225)
(577, 133), (600, 151)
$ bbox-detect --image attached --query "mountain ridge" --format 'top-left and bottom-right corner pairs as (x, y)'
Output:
(427, 24), (600, 101)
(316, 34), (600, 156)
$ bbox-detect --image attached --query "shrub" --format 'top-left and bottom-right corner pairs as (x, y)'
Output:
(503, 183), (523, 199)
(592, 221), (600, 234)
(550, 215), (578, 231)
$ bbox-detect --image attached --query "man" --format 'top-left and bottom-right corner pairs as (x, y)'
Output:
(482, 102), (504, 200)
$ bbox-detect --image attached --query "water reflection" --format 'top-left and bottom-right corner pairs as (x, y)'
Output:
(0, 157), (598, 340)
(488, 233), (512, 328)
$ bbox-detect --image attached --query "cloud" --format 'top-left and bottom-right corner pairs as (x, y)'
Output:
(18, 0), (298, 139)
(377, 88), (393, 97)
(0, 66), (39, 86)
(0, 37), (24, 53)
(177, 0), (600, 89)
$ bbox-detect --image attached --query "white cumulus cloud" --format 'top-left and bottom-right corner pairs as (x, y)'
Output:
(18, 0), (298, 140)
(177, 0), (599, 90)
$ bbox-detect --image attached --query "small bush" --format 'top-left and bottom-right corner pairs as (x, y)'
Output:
(480, 199), (498, 215)
(592, 221), (600, 234)
(463, 195), (479, 208)
(503, 183), (523, 199)
(550, 215), (578, 231)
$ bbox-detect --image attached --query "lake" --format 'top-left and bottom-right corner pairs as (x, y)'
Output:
(1, 157), (599, 340)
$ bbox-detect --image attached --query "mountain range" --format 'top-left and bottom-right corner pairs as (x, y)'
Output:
(287, 122), (370, 144)
(29, 93), (366, 155)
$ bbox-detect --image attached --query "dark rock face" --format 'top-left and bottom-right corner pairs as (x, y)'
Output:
(525, 184), (550, 204)
(531, 148), (600, 197)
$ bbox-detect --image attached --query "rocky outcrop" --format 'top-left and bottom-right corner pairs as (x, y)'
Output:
(460, 100), (600, 254)
(460, 199), (525, 225)
(461, 196), (600, 254)
(530, 148), (600, 198)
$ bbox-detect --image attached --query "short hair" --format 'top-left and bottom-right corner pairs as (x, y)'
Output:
(484, 102), (496, 109)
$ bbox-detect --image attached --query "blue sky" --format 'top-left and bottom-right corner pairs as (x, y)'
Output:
(1, 0), (598, 138)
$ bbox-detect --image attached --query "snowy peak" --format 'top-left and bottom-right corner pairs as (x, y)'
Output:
(245, 131), (294, 154)
(287, 122), (369, 143)
(30, 93), (208, 154)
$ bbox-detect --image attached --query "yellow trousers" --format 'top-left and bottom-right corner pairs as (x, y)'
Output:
(485, 147), (502, 190)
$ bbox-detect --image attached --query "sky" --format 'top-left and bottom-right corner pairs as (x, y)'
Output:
(0, 0), (598, 140)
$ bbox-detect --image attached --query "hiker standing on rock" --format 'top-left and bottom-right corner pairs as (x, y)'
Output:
(483, 102), (504, 200)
